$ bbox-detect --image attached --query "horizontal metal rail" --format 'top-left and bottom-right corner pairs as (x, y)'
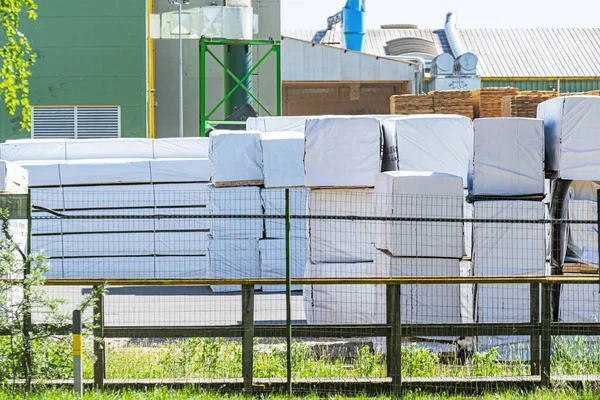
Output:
(1, 275), (595, 286)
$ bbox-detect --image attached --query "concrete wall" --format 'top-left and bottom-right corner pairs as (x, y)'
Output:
(0, 0), (148, 142)
(153, 0), (281, 138)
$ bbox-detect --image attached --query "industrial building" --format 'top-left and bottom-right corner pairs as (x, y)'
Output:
(0, 1), (598, 142)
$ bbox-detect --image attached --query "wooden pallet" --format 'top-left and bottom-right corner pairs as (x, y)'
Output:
(213, 180), (264, 188)
(563, 262), (598, 275)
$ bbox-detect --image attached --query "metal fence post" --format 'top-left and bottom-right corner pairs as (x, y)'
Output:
(73, 310), (83, 397)
(93, 286), (105, 389)
(285, 188), (292, 394)
(597, 189), (600, 294)
(22, 189), (33, 390)
(540, 282), (552, 387)
(530, 283), (540, 376)
(242, 284), (255, 392)
(386, 284), (402, 395)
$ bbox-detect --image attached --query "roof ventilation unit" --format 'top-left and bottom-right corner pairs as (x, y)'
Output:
(430, 53), (455, 76)
(386, 37), (437, 57)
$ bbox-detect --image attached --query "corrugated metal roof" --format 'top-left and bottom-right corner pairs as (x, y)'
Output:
(282, 28), (600, 77)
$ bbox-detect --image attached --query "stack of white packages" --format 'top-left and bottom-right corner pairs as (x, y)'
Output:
(207, 130), (264, 292)
(303, 116), (383, 324)
(564, 181), (599, 267)
(473, 201), (548, 359)
(467, 118), (548, 359)
(0, 137), (212, 279)
(373, 171), (464, 351)
(259, 130), (309, 291)
(538, 96), (600, 180)
(246, 116), (309, 132)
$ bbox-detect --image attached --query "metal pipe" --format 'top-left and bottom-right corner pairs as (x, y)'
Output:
(177, 1), (183, 137)
(444, 11), (465, 57)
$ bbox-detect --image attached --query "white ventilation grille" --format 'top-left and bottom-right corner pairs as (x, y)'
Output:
(31, 106), (121, 139)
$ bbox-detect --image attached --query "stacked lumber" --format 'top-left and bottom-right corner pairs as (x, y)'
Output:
(390, 94), (434, 115)
(472, 87), (518, 118)
(585, 90), (600, 95)
(501, 91), (557, 118)
(431, 90), (474, 119)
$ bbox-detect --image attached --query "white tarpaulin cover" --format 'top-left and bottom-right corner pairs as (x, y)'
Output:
(61, 233), (154, 257)
(16, 161), (62, 187)
(559, 277), (600, 322)
(303, 262), (385, 324)
(308, 189), (376, 263)
(569, 180), (600, 201)
(304, 117), (382, 187)
(374, 171), (464, 258)
(473, 201), (547, 275)
(58, 257), (156, 279)
(154, 183), (209, 206)
(59, 159), (152, 185)
(63, 184), (155, 208)
(260, 131), (305, 188)
(381, 115), (473, 186)
(155, 256), (209, 278)
(155, 232), (209, 255)
(376, 252), (462, 324)
(566, 200), (597, 267)
(0, 161), (27, 192)
(1, 139), (70, 161)
(538, 96), (600, 179)
(209, 130), (263, 183)
(66, 139), (153, 160)
(261, 188), (309, 239)
(469, 118), (545, 196)
(208, 238), (260, 292)
(150, 158), (211, 183)
(246, 116), (309, 132)
(208, 185), (262, 239)
(259, 238), (308, 292)
(152, 138), (210, 159)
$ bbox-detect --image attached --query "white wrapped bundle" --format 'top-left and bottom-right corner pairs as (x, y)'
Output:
(1, 138), (70, 161)
(308, 189), (376, 263)
(261, 188), (308, 239)
(66, 138), (153, 160)
(374, 171), (464, 258)
(208, 185), (262, 239)
(0, 161), (27, 193)
(246, 116), (309, 132)
(258, 238), (308, 292)
(209, 130), (263, 184)
(59, 159), (152, 185)
(150, 158), (211, 183)
(208, 238), (260, 292)
(152, 137), (210, 158)
(16, 161), (62, 187)
(260, 131), (305, 188)
(304, 116), (382, 187)
(538, 96), (600, 179)
(381, 115), (473, 185)
(470, 118), (544, 196)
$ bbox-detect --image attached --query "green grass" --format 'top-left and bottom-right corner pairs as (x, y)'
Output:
(1, 387), (600, 399)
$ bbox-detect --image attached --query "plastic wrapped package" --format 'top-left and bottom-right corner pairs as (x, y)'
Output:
(209, 130), (263, 183)
(538, 96), (600, 179)
(473, 201), (547, 276)
(303, 262), (386, 324)
(16, 161), (62, 187)
(208, 185), (262, 239)
(155, 256), (209, 278)
(60, 257), (156, 279)
(1, 139), (70, 161)
(261, 188), (309, 239)
(0, 161), (27, 192)
(152, 137), (210, 159)
(304, 116), (382, 187)
(308, 189), (376, 263)
(260, 131), (305, 188)
(59, 159), (152, 185)
(258, 238), (308, 292)
(246, 116), (309, 132)
(469, 118), (544, 196)
(155, 231), (210, 255)
(381, 115), (473, 185)
(566, 200), (597, 267)
(154, 183), (210, 207)
(208, 238), (260, 292)
(61, 233), (155, 257)
(63, 184), (155, 209)
(374, 171), (464, 258)
(150, 158), (211, 183)
(65, 138), (153, 160)
(559, 276), (600, 322)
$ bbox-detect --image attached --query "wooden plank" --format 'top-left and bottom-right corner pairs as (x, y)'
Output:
(563, 262), (599, 275)
(213, 180), (264, 188)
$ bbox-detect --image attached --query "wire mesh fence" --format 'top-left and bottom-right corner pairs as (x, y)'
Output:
(0, 187), (599, 394)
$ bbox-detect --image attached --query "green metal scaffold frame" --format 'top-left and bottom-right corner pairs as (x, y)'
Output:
(199, 37), (282, 136)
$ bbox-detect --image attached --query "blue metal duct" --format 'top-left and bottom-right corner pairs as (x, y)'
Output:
(341, 0), (365, 52)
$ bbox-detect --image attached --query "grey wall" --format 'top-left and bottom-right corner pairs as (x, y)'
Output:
(153, 0), (281, 138)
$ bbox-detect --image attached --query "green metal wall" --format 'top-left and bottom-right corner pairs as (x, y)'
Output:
(0, 0), (147, 142)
